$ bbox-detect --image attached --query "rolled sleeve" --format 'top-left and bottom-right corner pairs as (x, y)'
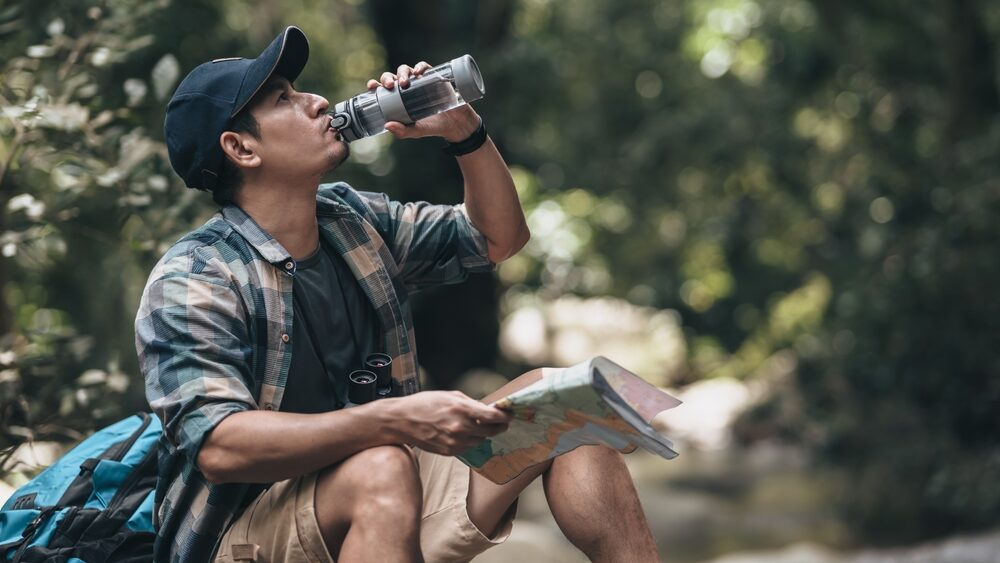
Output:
(452, 202), (494, 272)
(354, 189), (495, 290)
(136, 251), (257, 469)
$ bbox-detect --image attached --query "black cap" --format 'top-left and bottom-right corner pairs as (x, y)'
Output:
(164, 26), (309, 191)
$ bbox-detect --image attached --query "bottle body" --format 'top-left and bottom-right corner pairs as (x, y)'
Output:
(397, 65), (463, 121)
(329, 54), (485, 142)
(344, 90), (388, 138)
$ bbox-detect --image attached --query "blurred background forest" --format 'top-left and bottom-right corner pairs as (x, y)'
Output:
(1, 0), (998, 561)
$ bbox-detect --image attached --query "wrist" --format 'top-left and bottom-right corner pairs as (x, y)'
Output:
(442, 118), (488, 157)
(370, 397), (406, 442)
(443, 117), (481, 143)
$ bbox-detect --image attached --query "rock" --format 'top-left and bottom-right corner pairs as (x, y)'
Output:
(702, 542), (840, 563)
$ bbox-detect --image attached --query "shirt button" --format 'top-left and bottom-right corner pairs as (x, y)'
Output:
(284, 261), (294, 270)
(263, 403), (275, 411)
(281, 333), (290, 343)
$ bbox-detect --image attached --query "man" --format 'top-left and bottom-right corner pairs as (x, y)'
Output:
(136, 26), (659, 563)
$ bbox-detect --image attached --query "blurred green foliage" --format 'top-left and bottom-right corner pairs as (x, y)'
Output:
(0, 0), (997, 549)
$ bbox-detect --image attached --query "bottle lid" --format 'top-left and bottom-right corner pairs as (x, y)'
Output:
(330, 100), (362, 142)
(451, 54), (485, 103)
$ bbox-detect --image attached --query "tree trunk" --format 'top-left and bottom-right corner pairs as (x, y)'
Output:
(367, 0), (515, 388)
(944, 0), (999, 156)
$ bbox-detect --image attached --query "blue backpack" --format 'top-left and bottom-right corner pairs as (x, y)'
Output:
(0, 413), (160, 562)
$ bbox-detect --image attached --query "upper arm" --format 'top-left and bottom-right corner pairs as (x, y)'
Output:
(356, 190), (495, 290)
(135, 250), (256, 471)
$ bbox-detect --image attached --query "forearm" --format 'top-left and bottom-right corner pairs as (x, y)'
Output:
(456, 137), (529, 263)
(197, 398), (402, 484)
(375, 65), (528, 262)
(197, 389), (512, 484)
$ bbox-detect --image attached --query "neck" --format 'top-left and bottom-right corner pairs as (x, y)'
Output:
(236, 175), (321, 260)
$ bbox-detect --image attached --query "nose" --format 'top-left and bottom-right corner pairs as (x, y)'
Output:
(308, 93), (330, 116)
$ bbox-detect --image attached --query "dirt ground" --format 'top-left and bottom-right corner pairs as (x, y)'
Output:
(477, 447), (1000, 563)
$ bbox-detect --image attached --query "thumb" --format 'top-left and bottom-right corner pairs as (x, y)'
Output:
(383, 121), (414, 138)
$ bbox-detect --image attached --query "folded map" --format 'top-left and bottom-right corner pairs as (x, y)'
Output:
(457, 356), (683, 484)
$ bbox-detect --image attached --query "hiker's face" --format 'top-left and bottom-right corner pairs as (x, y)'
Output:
(244, 75), (349, 177)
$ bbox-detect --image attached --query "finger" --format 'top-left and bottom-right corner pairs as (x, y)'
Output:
(367, 78), (380, 90)
(448, 417), (503, 439)
(380, 71), (396, 89)
(461, 419), (506, 438)
(472, 404), (515, 424)
(473, 421), (510, 437)
(396, 64), (412, 88)
(384, 121), (412, 138)
(413, 61), (431, 75)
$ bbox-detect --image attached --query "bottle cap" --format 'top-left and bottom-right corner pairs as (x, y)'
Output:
(451, 54), (485, 103)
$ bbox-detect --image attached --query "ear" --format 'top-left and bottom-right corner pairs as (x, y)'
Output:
(219, 130), (262, 170)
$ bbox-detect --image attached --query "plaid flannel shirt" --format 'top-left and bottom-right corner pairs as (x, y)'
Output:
(135, 182), (494, 562)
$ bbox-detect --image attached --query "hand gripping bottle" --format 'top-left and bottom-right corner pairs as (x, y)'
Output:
(329, 54), (485, 142)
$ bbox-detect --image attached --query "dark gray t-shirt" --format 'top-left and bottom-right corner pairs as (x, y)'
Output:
(281, 238), (380, 413)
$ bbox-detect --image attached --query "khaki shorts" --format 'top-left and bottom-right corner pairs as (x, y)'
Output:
(213, 447), (516, 563)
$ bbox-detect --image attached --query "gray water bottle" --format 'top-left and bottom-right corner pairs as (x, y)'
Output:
(328, 54), (485, 142)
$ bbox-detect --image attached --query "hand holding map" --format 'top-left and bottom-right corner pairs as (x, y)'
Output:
(457, 356), (683, 484)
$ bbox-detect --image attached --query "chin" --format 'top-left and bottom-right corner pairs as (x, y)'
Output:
(325, 142), (350, 172)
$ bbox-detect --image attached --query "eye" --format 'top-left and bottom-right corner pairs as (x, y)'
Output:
(278, 92), (289, 101)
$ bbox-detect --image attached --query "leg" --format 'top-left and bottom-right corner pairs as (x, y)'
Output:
(466, 458), (550, 537)
(469, 369), (658, 562)
(544, 445), (659, 562)
(313, 445), (425, 563)
(466, 369), (553, 536)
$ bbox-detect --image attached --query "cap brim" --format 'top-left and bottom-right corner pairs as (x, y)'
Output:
(230, 26), (309, 117)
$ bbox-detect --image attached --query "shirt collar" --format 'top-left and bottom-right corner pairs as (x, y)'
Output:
(220, 194), (354, 265)
(315, 189), (354, 217)
(221, 203), (293, 265)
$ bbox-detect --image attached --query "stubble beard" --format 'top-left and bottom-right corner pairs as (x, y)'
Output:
(326, 140), (350, 173)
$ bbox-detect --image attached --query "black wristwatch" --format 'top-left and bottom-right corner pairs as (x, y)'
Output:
(442, 119), (488, 156)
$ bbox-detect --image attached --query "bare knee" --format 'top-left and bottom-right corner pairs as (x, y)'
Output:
(318, 445), (422, 519)
(589, 444), (626, 461)
(314, 446), (423, 559)
(352, 445), (421, 510)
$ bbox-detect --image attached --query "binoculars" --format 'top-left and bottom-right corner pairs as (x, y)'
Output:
(344, 353), (394, 408)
